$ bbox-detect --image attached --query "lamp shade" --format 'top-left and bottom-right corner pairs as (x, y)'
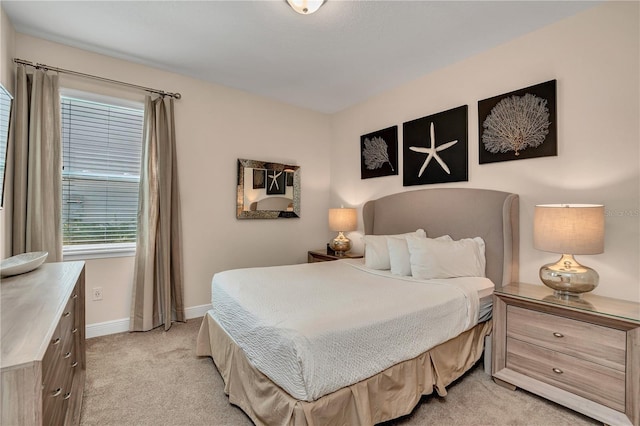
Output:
(534, 204), (604, 255)
(328, 208), (357, 232)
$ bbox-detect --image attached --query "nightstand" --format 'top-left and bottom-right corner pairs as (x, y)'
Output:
(492, 283), (639, 426)
(307, 249), (363, 263)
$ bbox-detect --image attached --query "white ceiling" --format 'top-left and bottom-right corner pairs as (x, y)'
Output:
(3, 1), (600, 113)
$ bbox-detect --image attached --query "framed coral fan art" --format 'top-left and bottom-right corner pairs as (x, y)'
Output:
(253, 169), (265, 189)
(360, 126), (398, 179)
(403, 105), (468, 186)
(478, 80), (557, 164)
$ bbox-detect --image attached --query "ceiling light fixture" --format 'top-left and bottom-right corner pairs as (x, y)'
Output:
(286, 0), (325, 15)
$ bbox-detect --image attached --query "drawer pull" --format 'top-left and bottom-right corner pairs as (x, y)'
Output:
(51, 388), (62, 397)
(552, 332), (564, 338)
(63, 351), (71, 359)
(72, 328), (78, 334)
(552, 367), (563, 374)
(71, 361), (78, 368)
(52, 338), (61, 346)
(72, 293), (78, 299)
(62, 311), (71, 318)
(63, 392), (72, 400)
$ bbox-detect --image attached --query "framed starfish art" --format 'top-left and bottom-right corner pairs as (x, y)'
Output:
(266, 170), (286, 195)
(403, 105), (468, 186)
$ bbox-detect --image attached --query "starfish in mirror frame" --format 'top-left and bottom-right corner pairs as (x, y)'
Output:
(409, 122), (458, 177)
(269, 171), (282, 190)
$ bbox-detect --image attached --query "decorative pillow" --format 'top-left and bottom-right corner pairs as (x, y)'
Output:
(363, 229), (426, 270)
(388, 234), (452, 276)
(407, 235), (486, 279)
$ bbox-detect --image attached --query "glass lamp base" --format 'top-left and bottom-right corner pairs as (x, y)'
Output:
(539, 254), (599, 297)
(330, 232), (351, 256)
(542, 294), (596, 309)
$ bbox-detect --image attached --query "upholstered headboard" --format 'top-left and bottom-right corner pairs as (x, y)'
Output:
(249, 197), (293, 211)
(362, 188), (519, 288)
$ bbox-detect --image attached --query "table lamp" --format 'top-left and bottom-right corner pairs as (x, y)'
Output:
(328, 208), (357, 256)
(533, 204), (604, 297)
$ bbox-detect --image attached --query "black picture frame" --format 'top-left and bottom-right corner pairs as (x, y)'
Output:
(478, 79), (557, 164)
(266, 170), (286, 195)
(403, 105), (468, 186)
(360, 126), (398, 179)
(286, 171), (293, 187)
(253, 169), (265, 189)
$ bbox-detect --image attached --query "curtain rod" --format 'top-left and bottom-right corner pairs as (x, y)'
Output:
(14, 58), (182, 100)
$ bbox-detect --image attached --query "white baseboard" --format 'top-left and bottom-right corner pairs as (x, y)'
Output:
(85, 317), (130, 339)
(85, 303), (212, 339)
(184, 303), (213, 319)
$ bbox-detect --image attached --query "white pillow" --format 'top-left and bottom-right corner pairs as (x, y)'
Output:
(363, 229), (426, 270)
(407, 235), (486, 279)
(388, 234), (452, 276)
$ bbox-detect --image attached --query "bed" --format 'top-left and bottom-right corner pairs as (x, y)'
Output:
(197, 187), (519, 425)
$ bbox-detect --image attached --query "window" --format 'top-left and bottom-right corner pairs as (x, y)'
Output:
(61, 91), (144, 259)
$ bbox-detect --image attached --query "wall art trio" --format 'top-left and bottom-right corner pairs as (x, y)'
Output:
(359, 79), (557, 185)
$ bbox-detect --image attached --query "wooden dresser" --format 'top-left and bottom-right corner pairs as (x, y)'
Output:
(492, 283), (639, 426)
(1, 261), (86, 425)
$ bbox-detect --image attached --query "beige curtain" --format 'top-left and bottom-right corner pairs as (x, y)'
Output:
(130, 95), (185, 332)
(11, 64), (62, 261)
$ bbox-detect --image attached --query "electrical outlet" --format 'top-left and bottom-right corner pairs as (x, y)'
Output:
(92, 287), (103, 301)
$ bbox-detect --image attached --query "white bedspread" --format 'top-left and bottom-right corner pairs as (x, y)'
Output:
(210, 259), (492, 402)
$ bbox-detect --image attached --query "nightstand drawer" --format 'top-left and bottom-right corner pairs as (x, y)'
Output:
(506, 337), (625, 412)
(506, 305), (626, 371)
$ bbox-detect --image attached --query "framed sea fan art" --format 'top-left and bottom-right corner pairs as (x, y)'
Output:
(478, 80), (557, 164)
(253, 169), (265, 189)
(403, 105), (468, 186)
(360, 126), (398, 179)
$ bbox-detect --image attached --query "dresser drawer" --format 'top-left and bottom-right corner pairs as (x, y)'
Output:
(60, 293), (76, 341)
(506, 337), (625, 411)
(506, 305), (626, 371)
(60, 356), (76, 422)
(61, 317), (75, 362)
(42, 323), (64, 424)
(42, 321), (62, 387)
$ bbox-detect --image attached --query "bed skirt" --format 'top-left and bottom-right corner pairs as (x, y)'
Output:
(196, 311), (492, 426)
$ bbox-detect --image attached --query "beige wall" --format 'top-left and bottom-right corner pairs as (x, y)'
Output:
(330, 1), (640, 302)
(11, 34), (332, 325)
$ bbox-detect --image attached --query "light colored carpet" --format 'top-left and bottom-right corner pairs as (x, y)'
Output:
(80, 318), (599, 426)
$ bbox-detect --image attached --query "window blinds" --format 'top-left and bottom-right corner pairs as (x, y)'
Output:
(61, 96), (144, 246)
